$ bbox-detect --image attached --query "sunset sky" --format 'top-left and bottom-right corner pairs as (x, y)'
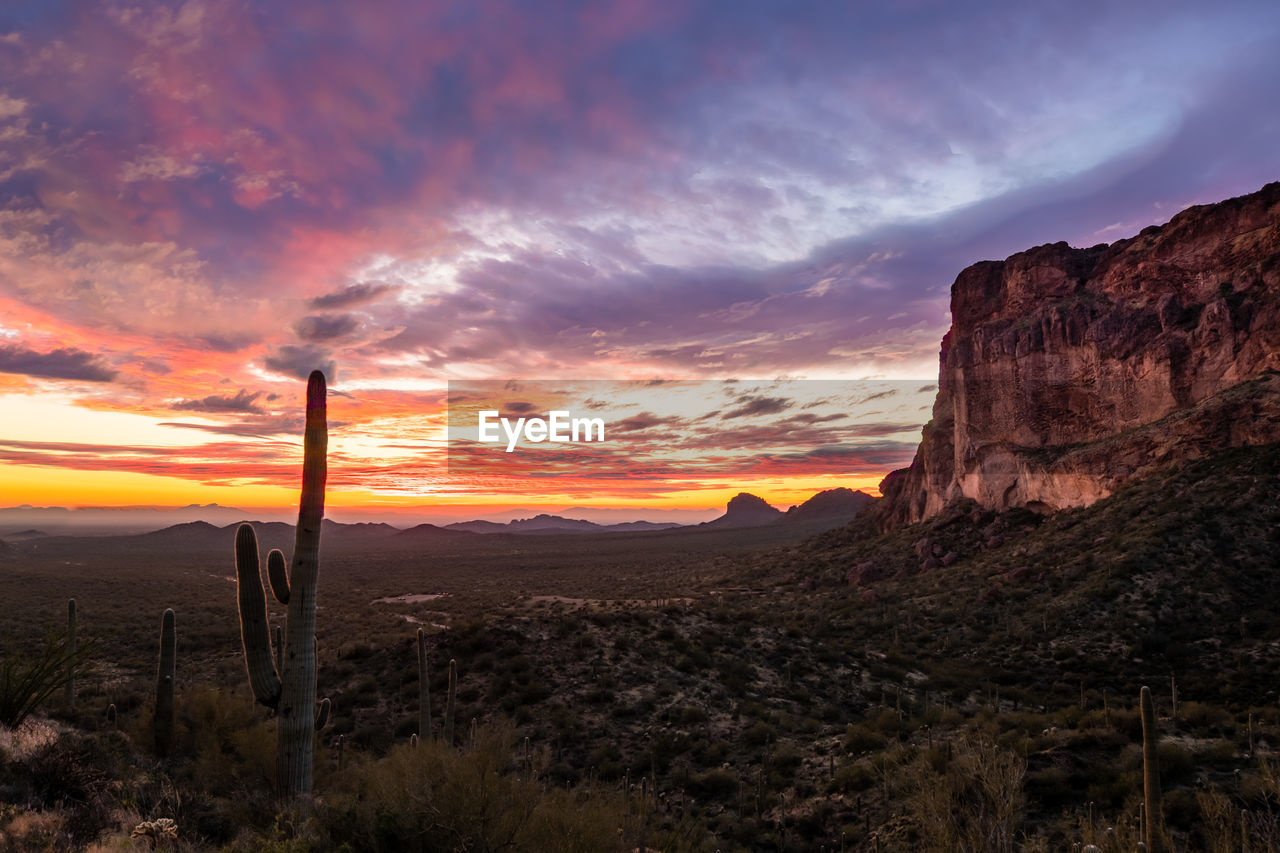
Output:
(0, 1), (1278, 518)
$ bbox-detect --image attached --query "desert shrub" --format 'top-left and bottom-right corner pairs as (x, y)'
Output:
(1179, 701), (1231, 734)
(4, 727), (116, 846)
(871, 708), (904, 737)
(906, 736), (1025, 853)
(0, 628), (94, 729)
(690, 768), (738, 800)
(843, 722), (887, 754)
(319, 722), (623, 853)
(828, 761), (875, 794)
(692, 739), (728, 768)
(677, 705), (707, 725)
(743, 721), (775, 748)
(1197, 784), (1242, 853)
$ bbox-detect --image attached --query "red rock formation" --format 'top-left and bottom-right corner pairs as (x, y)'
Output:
(880, 181), (1280, 526)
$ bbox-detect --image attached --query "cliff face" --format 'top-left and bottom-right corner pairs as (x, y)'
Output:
(880, 181), (1280, 527)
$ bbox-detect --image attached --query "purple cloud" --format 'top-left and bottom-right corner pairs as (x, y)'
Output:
(172, 389), (265, 414)
(264, 345), (335, 382)
(294, 314), (361, 342)
(0, 345), (117, 382)
(309, 282), (398, 309)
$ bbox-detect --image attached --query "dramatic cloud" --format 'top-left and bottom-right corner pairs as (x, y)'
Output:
(0, 345), (117, 382)
(171, 389), (264, 414)
(309, 282), (397, 309)
(264, 345), (335, 381)
(294, 314), (360, 342)
(722, 396), (793, 420)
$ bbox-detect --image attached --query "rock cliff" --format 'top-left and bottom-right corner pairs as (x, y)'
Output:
(880, 181), (1280, 527)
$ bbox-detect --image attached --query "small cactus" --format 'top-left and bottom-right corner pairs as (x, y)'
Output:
(106, 702), (117, 729)
(1141, 685), (1162, 852)
(155, 608), (176, 755)
(417, 628), (431, 741)
(64, 599), (76, 709)
(131, 817), (178, 849)
(410, 733), (419, 748)
(444, 658), (457, 746)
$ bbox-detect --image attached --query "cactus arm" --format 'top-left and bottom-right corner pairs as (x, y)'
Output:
(315, 697), (330, 732)
(235, 523), (282, 709)
(267, 549), (290, 605)
(154, 608), (176, 755)
(277, 369), (328, 798)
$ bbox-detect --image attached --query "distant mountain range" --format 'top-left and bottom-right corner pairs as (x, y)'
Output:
(0, 487), (875, 543)
(0, 502), (286, 537)
(446, 514), (683, 535)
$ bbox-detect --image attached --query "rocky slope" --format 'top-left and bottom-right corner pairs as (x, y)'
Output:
(881, 181), (1280, 526)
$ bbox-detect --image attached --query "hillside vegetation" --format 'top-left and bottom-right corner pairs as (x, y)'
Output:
(2, 443), (1280, 850)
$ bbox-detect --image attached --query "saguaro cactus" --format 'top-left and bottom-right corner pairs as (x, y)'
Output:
(1140, 685), (1162, 852)
(155, 608), (176, 755)
(234, 370), (329, 798)
(65, 599), (76, 709)
(444, 658), (457, 746)
(417, 628), (431, 740)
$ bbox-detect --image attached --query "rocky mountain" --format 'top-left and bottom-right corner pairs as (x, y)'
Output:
(701, 492), (783, 529)
(881, 181), (1280, 527)
(781, 487), (874, 524)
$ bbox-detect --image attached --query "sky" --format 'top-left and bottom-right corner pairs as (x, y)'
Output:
(0, 0), (1278, 517)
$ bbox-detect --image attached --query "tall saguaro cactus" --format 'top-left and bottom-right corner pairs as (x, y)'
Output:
(417, 628), (431, 740)
(155, 608), (176, 755)
(1140, 685), (1163, 853)
(444, 658), (457, 746)
(234, 370), (328, 798)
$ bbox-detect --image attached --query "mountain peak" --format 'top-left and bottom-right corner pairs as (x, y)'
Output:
(785, 488), (875, 522)
(702, 493), (781, 529)
(727, 492), (774, 511)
